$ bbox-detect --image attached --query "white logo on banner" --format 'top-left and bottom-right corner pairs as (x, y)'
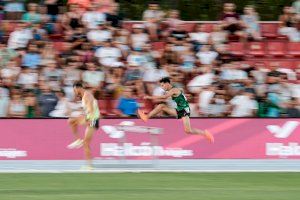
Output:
(266, 121), (300, 157)
(101, 121), (162, 139)
(267, 121), (299, 138)
(0, 148), (27, 158)
(101, 143), (193, 158)
(100, 121), (193, 158)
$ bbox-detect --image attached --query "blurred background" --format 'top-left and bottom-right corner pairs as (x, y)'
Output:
(0, 0), (299, 118)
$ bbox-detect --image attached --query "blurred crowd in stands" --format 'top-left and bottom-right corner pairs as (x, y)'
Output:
(0, 0), (300, 118)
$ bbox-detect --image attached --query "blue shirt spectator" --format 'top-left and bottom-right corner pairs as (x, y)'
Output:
(266, 92), (281, 117)
(117, 88), (139, 116)
(4, 1), (25, 12)
(22, 44), (41, 69)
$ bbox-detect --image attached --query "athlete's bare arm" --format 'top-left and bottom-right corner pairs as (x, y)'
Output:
(145, 88), (180, 100)
(83, 92), (95, 115)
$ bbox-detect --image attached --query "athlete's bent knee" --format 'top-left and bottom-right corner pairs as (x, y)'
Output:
(157, 104), (166, 109)
(68, 118), (73, 124)
(184, 128), (192, 134)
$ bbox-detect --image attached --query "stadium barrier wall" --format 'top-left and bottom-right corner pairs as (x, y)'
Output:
(0, 119), (299, 160)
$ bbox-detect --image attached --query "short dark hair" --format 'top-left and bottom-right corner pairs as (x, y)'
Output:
(159, 77), (171, 84)
(149, 1), (158, 5)
(73, 81), (84, 88)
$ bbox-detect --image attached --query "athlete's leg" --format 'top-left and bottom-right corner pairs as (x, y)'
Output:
(83, 125), (96, 167)
(148, 104), (177, 118)
(182, 116), (214, 143)
(139, 104), (177, 122)
(182, 116), (204, 134)
(67, 116), (85, 149)
(68, 117), (84, 140)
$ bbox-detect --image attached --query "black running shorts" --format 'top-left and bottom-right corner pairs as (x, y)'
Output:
(176, 107), (191, 119)
(88, 118), (99, 130)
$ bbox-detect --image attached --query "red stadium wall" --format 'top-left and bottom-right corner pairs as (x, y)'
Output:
(0, 119), (300, 160)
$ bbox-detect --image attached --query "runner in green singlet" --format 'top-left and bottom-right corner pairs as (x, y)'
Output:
(138, 77), (214, 143)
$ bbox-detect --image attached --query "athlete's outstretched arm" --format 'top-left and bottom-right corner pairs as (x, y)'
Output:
(145, 88), (177, 100)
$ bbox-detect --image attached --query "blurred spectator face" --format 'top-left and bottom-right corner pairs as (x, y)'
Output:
(201, 45), (211, 52)
(283, 6), (293, 14)
(28, 44), (38, 53)
(7, 60), (17, 67)
(289, 98), (299, 107)
(26, 91), (35, 98)
(270, 62), (279, 70)
(110, 3), (120, 13)
(176, 23), (186, 31)
(86, 62), (96, 71)
(196, 24), (206, 32)
(98, 23), (105, 30)
(39, 5), (47, 15)
(28, 3), (38, 12)
(216, 44), (229, 54)
(12, 92), (22, 101)
(88, 3), (98, 11)
(0, 43), (6, 50)
(82, 42), (92, 50)
(48, 62), (57, 70)
(103, 40), (111, 47)
(17, 22), (26, 30)
(169, 10), (179, 19)
(244, 6), (255, 15)
(45, 42), (54, 49)
(69, 4), (79, 12)
(133, 26), (144, 34)
(63, 42), (73, 52)
(41, 84), (51, 93)
(213, 24), (222, 32)
(254, 62), (266, 69)
(56, 91), (65, 99)
(149, 3), (159, 10)
(123, 87), (133, 98)
(224, 3), (235, 12)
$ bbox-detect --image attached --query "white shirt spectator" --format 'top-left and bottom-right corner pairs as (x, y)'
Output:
(207, 99), (228, 116)
(196, 50), (218, 65)
(187, 73), (215, 93)
(82, 70), (105, 87)
(87, 29), (112, 43)
(69, 101), (84, 117)
(277, 68), (297, 80)
(143, 10), (164, 21)
(95, 47), (122, 66)
(251, 69), (267, 84)
(230, 95), (258, 117)
(4, 2), (25, 12)
(49, 98), (70, 118)
(172, 45), (188, 52)
(131, 33), (149, 49)
(8, 29), (33, 49)
(290, 83), (300, 98)
(221, 68), (248, 80)
(189, 32), (210, 44)
(127, 53), (148, 67)
(211, 31), (227, 45)
(198, 90), (215, 114)
(0, 88), (10, 117)
(82, 11), (106, 29)
(1, 66), (20, 80)
(17, 71), (38, 89)
(143, 68), (169, 82)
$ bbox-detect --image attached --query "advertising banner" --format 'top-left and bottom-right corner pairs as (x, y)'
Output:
(0, 119), (299, 160)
